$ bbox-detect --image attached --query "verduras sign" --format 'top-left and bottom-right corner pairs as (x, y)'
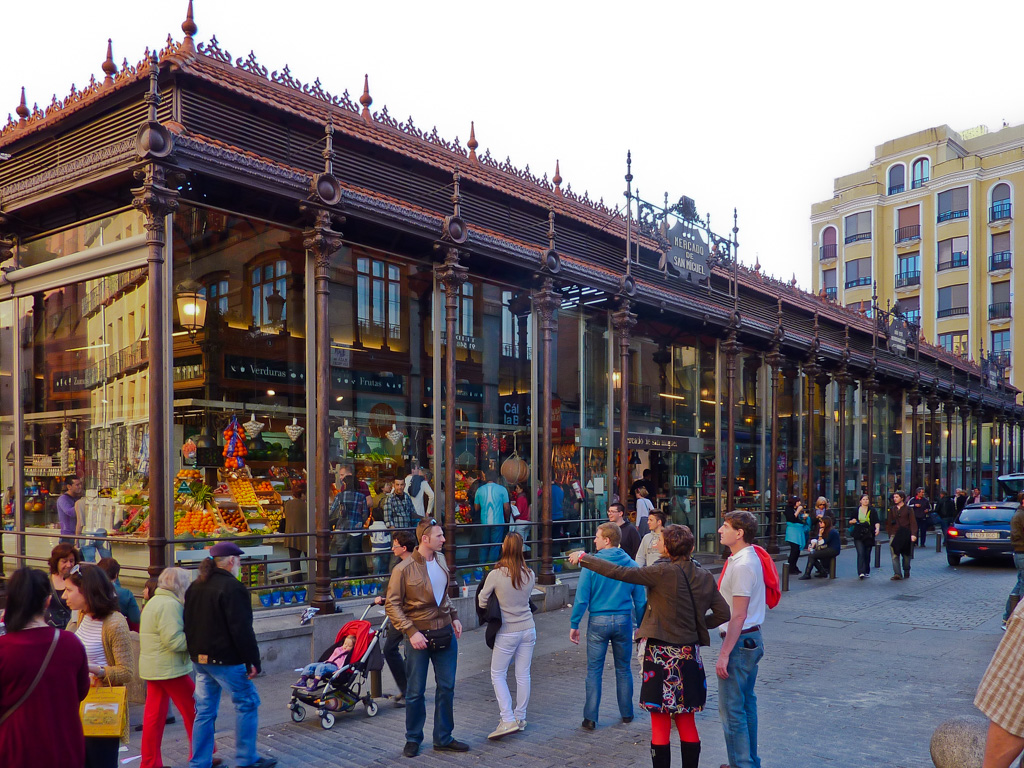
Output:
(665, 221), (709, 283)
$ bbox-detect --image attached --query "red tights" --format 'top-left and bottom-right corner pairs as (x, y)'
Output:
(649, 711), (699, 745)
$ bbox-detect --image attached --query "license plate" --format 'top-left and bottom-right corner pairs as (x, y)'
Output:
(966, 531), (1001, 540)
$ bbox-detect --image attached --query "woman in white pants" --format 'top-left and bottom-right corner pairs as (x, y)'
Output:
(477, 532), (536, 740)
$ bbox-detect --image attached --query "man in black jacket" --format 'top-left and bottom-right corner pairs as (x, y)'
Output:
(184, 541), (276, 768)
(607, 502), (641, 561)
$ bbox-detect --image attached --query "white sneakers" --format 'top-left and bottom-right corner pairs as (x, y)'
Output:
(488, 720), (522, 740)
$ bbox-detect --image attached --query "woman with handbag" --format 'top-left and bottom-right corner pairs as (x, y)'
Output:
(799, 515), (841, 579)
(848, 494), (880, 580)
(477, 531), (537, 741)
(0, 567), (90, 767)
(783, 499), (810, 576)
(568, 525), (730, 768)
(64, 563), (135, 768)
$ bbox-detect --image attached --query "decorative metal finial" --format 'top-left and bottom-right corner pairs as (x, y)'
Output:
(548, 209), (556, 252)
(323, 115), (334, 176)
(144, 52), (160, 122)
(790, 272), (798, 287)
(451, 169), (461, 219)
(181, 0), (198, 54)
(359, 74), (373, 123)
(753, 255), (761, 273)
(102, 39), (118, 86)
(733, 207), (739, 235)
(552, 159), (562, 195)
(467, 121), (478, 161)
(16, 87), (29, 124)
(625, 150), (633, 184)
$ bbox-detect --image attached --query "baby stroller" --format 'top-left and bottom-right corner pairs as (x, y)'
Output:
(288, 604), (386, 729)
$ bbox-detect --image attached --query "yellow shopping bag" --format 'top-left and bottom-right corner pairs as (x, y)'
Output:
(80, 682), (127, 738)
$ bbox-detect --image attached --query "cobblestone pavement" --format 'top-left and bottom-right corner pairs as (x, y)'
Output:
(141, 543), (1016, 768)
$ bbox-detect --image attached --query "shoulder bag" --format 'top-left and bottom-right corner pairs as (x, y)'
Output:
(0, 628), (60, 726)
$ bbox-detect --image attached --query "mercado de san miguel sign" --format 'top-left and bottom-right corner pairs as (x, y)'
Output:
(664, 221), (710, 283)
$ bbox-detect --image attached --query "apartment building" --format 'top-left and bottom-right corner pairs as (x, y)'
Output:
(811, 124), (1020, 386)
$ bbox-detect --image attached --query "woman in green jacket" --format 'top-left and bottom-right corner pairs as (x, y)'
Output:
(138, 567), (214, 768)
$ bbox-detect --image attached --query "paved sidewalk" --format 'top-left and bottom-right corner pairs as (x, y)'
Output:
(137, 543), (1015, 768)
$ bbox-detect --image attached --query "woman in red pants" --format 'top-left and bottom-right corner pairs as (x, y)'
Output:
(138, 567), (217, 768)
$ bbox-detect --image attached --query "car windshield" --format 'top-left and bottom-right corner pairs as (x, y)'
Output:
(998, 475), (1024, 502)
(959, 507), (1015, 524)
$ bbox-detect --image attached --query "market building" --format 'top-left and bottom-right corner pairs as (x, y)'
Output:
(2, 6), (1022, 612)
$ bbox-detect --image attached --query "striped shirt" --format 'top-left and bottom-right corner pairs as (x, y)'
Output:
(75, 614), (105, 667)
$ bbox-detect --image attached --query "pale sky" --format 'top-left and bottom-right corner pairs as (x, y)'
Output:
(5, 0), (1024, 288)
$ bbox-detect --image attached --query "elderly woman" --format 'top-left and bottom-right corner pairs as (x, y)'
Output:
(65, 563), (134, 768)
(569, 525), (730, 768)
(0, 567), (90, 767)
(139, 567), (213, 768)
(45, 542), (81, 629)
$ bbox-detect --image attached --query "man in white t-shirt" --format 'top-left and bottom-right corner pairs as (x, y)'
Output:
(716, 510), (765, 768)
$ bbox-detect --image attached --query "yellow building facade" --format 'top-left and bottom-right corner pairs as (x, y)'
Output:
(811, 124), (1021, 388)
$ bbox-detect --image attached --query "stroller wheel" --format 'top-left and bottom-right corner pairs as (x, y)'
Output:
(321, 712), (336, 730)
(290, 704), (306, 723)
(365, 700), (378, 717)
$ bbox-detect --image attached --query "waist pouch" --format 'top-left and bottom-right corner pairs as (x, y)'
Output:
(422, 625), (454, 651)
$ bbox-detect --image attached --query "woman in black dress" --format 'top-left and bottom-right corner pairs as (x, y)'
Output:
(568, 525), (729, 768)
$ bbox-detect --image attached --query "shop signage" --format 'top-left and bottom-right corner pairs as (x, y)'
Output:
(330, 346), (352, 368)
(333, 369), (405, 395)
(225, 355), (305, 385)
(665, 221), (709, 283)
(500, 393), (532, 426)
(439, 331), (480, 351)
(886, 316), (911, 357)
(616, 432), (702, 453)
(52, 370), (86, 393)
(425, 381), (485, 402)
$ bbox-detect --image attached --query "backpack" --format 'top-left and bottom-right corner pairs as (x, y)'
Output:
(717, 544), (781, 610)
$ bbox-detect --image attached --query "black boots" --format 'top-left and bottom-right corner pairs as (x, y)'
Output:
(681, 741), (701, 768)
(651, 743), (671, 768)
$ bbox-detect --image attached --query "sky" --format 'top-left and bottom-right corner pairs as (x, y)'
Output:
(5, 0), (1024, 288)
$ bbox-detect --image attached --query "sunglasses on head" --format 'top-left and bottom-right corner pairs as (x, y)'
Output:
(69, 563), (83, 576)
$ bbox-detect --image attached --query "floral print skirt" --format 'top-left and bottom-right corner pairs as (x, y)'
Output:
(639, 639), (707, 714)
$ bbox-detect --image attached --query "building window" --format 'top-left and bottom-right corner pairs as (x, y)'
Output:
(888, 165), (905, 195)
(895, 205), (920, 242)
(201, 276), (229, 317)
(992, 329), (1011, 368)
(459, 282), (474, 337)
(990, 281), (1012, 320)
(822, 269), (837, 300)
(356, 257), (402, 343)
(896, 295), (920, 325)
(912, 158), (930, 189)
(937, 284), (969, 318)
(819, 226), (838, 260)
(937, 187), (969, 223)
(991, 183), (1012, 222)
(846, 300), (873, 317)
(938, 331), (969, 357)
(501, 291), (532, 359)
(896, 252), (920, 288)
(250, 258), (288, 328)
(937, 236), (969, 271)
(991, 231), (1012, 271)
(844, 257), (871, 288)
(844, 212), (872, 244)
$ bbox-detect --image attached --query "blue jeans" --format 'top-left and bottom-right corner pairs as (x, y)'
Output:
(484, 524), (506, 563)
(1004, 552), (1024, 621)
(718, 629), (763, 768)
(403, 631), (458, 746)
(584, 613), (634, 723)
(854, 539), (873, 575)
(191, 663), (261, 768)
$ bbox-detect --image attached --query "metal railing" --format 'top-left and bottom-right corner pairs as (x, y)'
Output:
(845, 276), (871, 289)
(819, 243), (837, 260)
(992, 351), (1013, 368)
(824, 286), (837, 300)
(937, 306), (969, 319)
(937, 253), (969, 271)
(991, 251), (1013, 271)
(888, 184), (905, 195)
(989, 302), (1012, 320)
(990, 202), (1012, 222)
(895, 271), (920, 289)
(903, 310), (921, 325)
(937, 209), (969, 223)
(911, 176), (928, 189)
(844, 232), (871, 244)
(895, 225), (920, 242)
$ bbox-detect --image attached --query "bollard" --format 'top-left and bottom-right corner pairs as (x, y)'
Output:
(936, 532), (942, 553)
(370, 669), (382, 699)
(781, 562), (790, 592)
(874, 542), (881, 568)
(829, 557), (837, 579)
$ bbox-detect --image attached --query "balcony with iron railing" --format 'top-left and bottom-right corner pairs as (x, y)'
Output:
(895, 271), (920, 289)
(824, 286), (837, 300)
(819, 243), (837, 261)
(992, 351), (1013, 368)
(937, 306), (969, 319)
(903, 310), (921, 325)
(990, 251), (1012, 271)
(989, 302), (1012, 321)
(844, 232), (871, 245)
(845, 276), (872, 289)
(911, 176), (929, 189)
(937, 252), (969, 271)
(937, 208), (969, 223)
(990, 202), (1012, 222)
(895, 225), (921, 243)
(888, 184), (905, 195)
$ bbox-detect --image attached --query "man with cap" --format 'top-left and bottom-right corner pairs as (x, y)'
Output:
(184, 541), (276, 768)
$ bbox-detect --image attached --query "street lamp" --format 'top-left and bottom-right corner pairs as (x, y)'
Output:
(175, 279), (208, 343)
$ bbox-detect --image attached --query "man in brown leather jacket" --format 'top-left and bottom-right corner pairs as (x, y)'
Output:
(385, 519), (467, 758)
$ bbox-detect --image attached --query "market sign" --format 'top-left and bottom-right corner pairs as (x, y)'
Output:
(499, 393), (531, 426)
(425, 381), (485, 403)
(225, 355), (305, 385)
(333, 369), (405, 395)
(886, 316), (911, 357)
(439, 331), (480, 351)
(665, 221), (709, 283)
(52, 370), (86, 393)
(616, 432), (702, 453)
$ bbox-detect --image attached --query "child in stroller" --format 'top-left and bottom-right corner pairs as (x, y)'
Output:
(294, 633), (356, 690)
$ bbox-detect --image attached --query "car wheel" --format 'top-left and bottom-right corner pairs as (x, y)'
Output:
(947, 553), (962, 566)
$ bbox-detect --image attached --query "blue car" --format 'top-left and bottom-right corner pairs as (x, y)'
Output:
(945, 502), (1017, 566)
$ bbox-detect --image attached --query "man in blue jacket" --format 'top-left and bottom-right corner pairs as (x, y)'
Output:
(569, 522), (646, 731)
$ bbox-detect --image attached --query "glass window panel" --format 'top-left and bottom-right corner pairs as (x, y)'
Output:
(993, 183), (1011, 202)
